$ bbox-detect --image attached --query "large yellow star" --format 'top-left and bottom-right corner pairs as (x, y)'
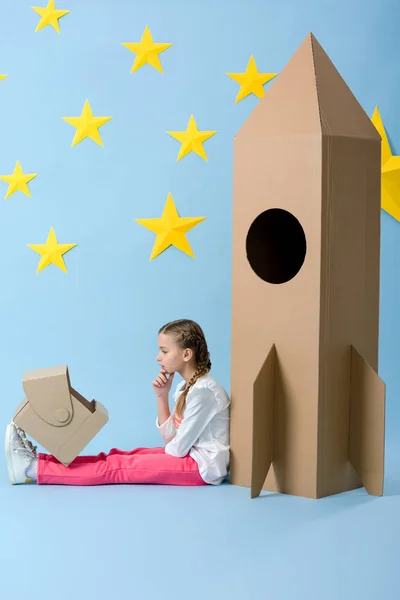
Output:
(27, 227), (77, 274)
(371, 106), (400, 222)
(122, 25), (172, 74)
(0, 75), (7, 80)
(32, 0), (70, 34)
(0, 161), (38, 199)
(62, 99), (112, 147)
(226, 55), (277, 103)
(135, 193), (206, 260)
(167, 115), (217, 161)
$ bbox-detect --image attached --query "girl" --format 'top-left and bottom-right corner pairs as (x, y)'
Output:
(5, 319), (231, 487)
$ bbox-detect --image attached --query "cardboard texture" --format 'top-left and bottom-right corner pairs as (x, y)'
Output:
(13, 365), (108, 466)
(230, 32), (386, 499)
(251, 344), (276, 498)
(349, 346), (385, 496)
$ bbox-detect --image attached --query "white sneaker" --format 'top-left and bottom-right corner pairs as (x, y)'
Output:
(5, 422), (37, 484)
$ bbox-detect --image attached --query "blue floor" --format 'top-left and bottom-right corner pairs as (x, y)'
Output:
(1, 443), (399, 600)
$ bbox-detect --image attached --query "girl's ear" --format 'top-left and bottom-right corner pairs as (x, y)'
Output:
(183, 348), (193, 362)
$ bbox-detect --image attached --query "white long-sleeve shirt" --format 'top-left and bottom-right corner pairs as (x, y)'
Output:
(156, 373), (231, 485)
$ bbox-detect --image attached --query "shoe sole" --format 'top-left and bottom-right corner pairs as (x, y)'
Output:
(5, 424), (17, 485)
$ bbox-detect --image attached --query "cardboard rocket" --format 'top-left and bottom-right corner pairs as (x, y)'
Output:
(13, 365), (109, 466)
(230, 32), (386, 499)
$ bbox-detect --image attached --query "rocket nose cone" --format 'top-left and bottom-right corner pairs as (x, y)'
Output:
(235, 31), (380, 140)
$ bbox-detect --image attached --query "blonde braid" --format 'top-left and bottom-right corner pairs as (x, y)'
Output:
(175, 339), (211, 418)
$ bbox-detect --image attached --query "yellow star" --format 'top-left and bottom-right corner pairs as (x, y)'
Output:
(0, 75), (7, 80)
(0, 161), (38, 199)
(371, 106), (400, 222)
(27, 227), (77, 274)
(167, 115), (217, 161)
(135, 193), (206, 260)
(122, 25), (172, 74)
(32, 0), (70, 34)
(62, 99), (112, 147)
(226, 55), (277, 103)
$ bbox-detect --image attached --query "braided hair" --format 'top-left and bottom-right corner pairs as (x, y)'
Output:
(158, 319), (212, 419)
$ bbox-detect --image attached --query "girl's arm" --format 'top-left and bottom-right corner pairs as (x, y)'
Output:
(165, 388), (219, 458)
(156, 391), (180, 444)
(153, 370), (179, 443)
(157, 396), (170, 427)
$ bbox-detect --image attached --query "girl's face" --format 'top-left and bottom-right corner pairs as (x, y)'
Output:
(156, 333), (190, 374)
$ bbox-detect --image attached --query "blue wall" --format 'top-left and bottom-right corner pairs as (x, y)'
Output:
(0, 0), (399, 454)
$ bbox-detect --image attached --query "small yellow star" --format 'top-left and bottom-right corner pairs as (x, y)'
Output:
(32, 0), (70, 34)
(27, 227), (77, 274)
(167, 115), (217, 162)
(62, 99), (112, 147)
(0, 75), (7, 80)
(122, 25), (172, 73)
(371, 106), (400, 222)
(135, 193), (206, 260)
(0, 161), (38, 199)
(226, 55), (277, 103)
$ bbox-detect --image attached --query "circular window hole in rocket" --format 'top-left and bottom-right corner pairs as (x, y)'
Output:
(246, 208), (307, 284)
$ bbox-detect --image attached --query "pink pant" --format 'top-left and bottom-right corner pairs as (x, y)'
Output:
(37, 446), (208, 486)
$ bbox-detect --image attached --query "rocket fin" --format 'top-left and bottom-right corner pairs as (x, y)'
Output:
(349, 345), (386, 496)
(251, 344), (276, 498)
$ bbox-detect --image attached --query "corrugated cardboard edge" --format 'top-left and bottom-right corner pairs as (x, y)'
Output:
(22, 366), (73, 427)
(349, 346), (386, 496)
(251, 344), (276, 498)
(54, 401), (109, 466)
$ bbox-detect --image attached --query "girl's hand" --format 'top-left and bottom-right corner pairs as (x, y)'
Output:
(152, 368), (174, 398)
